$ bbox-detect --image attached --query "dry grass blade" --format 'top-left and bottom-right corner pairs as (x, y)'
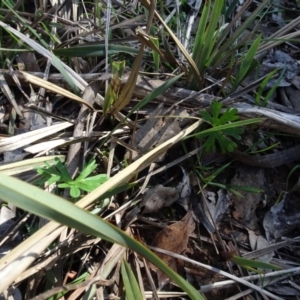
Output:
(0, 155), (65, 175)
(0, 122), (73, 153)
(139, 0), (201, 81)
(256, 14), (300, 56)
(110, 0), (157, 114)
(150, 247), (284, 300)
(200, 267), (300, 293)
(20, 71), (94, 110)
(0, 119), (201, 292)
(0, 74), (23, 117)
(135, 27), (163, 57)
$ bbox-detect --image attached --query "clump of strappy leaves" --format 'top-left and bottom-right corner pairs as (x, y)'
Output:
(34, 157), (109, 198)
(199, 100), (243, 153)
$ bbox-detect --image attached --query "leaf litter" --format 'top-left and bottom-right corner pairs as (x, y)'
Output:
(149, 210), (195, 287)
(2, 1), (300, 300)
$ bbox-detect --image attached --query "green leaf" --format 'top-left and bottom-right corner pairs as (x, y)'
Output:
(150, 36), (160, 72)
(70, 186), (81, 198)
(0, 174), (204, 300)
(34, 157), (109, 198)
(121, 261), (143, 300)
(231, 256), (281, 273)
(51, 56), (81, 96)
(53, 44), (149, 58)
(198, 100), (247, 153)
(232, 34), (262, 89)
(76, 175), (110, 192)
(53, 158), (73, 182)
(199, 110), (213, 124)
(75, 159), (98, 181)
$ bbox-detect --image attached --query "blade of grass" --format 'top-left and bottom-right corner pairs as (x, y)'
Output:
(231, 255), (281, 273)
(20, 71), (94, 110)
(0, 119), (202, 295)
(51, 56), (80, 95)
(232, 34), (262, 90)
(186, 118), (264, 140)
(53, 44), (147, 57)
(211, 0), (270, 67)
(121, 260), (143, 300)
(0, 155), (65, 175)
(0, 174), (204, 300)
(110, 0), (157, 114)
(139, 0), (201, 83)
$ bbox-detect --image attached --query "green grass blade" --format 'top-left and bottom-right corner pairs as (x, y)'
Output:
(192, 0), (210, 63)
(0, 174), (204, 300)
(255, 69), (278, 105)
(200, 0), (224, 64)
(211, 0), (269, 67)
(187, 118), (264, 139)
(224, 0), (240, 20)
(2, 0), (49, 49)
(121, 260), (143, 300)
(188, 0), (224, 88)
(51, 56), (81, 95)
(231, 256), (281, 272)
(262, 68), (286, 106)
(233, 34), (262, 89)
(53, 44), (147, 57)
(150, 36), (160, 72)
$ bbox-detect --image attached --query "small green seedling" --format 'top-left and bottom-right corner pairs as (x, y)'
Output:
(34, 157), (109, 199)
(103, 60), (126, 114)
(199, 100), (244, 153)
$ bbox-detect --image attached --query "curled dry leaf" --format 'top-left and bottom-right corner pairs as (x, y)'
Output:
(248, 230), (274, 262)
(141, 168), (191, 213)
(247, 50), (300, 88)
(176, 167), (192, 210)
(193, 189), (229, 234)
(142, 185), (179, 214)
(263, 194), (300, 241)
(230, 166), (265, 230)
(150, 210), (195, 285)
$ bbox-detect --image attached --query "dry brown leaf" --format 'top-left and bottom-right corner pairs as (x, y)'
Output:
(150, 210), (195, 285)
(230, 166), (265, 230)
(142, 185), (179, 214)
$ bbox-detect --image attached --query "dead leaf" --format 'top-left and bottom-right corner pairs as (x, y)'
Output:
(258, 50), (299, 88)
(193, 189), (229, 234)
(263, 194), (300, 241)
(141, 168), (191, 213)
(248, 229), (274, 262)
(150, 210), (195, 285)
(230, 166), (265, 230)
(142, 185), (179, 214)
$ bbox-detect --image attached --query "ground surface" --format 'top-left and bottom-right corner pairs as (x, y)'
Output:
(1, 1), (300, 299)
